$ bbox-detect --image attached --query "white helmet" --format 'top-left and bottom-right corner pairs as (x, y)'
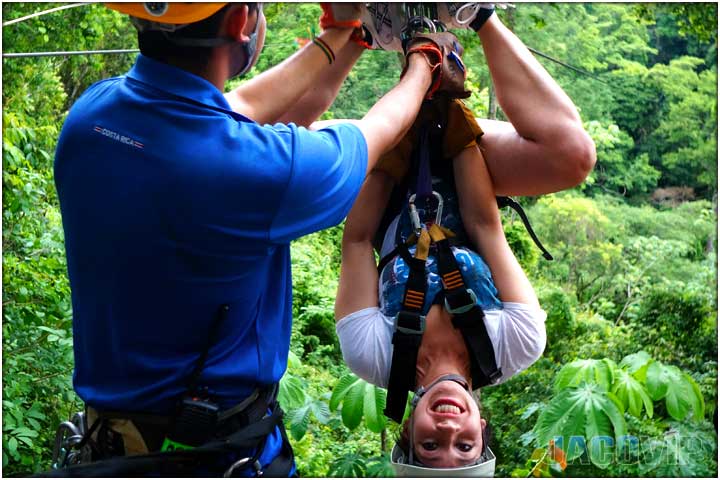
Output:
(391, 444), (496, 477)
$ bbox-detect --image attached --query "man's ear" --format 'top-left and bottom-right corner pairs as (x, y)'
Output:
(225, 4), (249, 42)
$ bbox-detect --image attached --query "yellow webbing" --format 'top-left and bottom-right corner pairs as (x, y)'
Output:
(415, 229), (431, 261)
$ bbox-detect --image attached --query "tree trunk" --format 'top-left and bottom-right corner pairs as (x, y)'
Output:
(488, 82), (497, 119)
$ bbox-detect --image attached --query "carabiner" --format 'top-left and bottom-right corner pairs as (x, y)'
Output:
(408, 191), (444, 236)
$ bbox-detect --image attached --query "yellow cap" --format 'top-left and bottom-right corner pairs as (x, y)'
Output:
(105, 3), (228, 25)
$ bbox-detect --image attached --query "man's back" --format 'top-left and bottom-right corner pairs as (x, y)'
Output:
(55, 55), (367, 413)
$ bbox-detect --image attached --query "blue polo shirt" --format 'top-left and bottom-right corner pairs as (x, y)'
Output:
(54, 55), (367, 416)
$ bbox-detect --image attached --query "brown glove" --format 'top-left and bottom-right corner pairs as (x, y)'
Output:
(404, 32), (471, 99)
(373, 98), (483, 183)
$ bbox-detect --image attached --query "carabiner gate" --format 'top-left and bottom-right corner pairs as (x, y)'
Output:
(408, 191), (444, 236)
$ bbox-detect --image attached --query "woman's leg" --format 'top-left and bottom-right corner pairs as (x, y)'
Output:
(474, 14), (596, 196)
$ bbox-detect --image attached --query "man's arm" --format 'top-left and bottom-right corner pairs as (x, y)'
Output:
(474, 13), (596, 196)
(335, 170), (394, 320)
(276, 41), (366, 127)
(225, 27), (357, 125)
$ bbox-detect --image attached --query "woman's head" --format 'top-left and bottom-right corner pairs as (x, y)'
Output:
(396, 375), (490, 469)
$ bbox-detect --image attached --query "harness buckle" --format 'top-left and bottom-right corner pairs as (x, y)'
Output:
(444, 288), (478, 315)
(408, 191), (444, 235)
(394, 311), (426, 336)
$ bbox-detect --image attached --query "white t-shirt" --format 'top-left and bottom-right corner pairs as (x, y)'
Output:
(336, 303), (547, 388)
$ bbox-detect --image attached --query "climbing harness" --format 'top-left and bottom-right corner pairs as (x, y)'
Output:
(381, 100), (552, 424)
(45, 304), (294, 477)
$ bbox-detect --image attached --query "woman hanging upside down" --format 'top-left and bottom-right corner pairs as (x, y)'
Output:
(332, 7), (595, 475)
(335, 101), (546, 472)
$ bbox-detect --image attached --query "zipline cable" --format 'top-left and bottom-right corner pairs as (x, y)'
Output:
(3, 45), (609, 84)
(1, 3), (607, 84)
(3, 49), (139, 58)
(526, 46), (609, 85)
(1, 43), (298, 59)
(2, 3), (91, 27)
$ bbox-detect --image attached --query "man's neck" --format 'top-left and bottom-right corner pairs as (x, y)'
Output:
(163, 51), (226, 91)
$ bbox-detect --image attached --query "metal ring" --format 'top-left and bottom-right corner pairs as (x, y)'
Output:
(223, 457), (252, 478)
(406, 15), (436, 34)
(456, 3), (482, 26)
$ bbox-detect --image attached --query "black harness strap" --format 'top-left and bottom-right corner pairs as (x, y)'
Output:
(431, 225), (503, 387)
(497, 196), (553, 261)
(384, 240), (428, 423)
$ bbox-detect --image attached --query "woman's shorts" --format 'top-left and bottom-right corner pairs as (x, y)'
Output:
(379, 245), (502, 317)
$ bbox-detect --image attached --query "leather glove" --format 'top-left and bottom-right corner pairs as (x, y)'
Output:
(403, 32), (471, 99)
(319, 3), (363, 30)
(373, 98), (483, 183)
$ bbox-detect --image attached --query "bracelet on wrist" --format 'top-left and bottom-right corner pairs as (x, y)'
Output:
(312, 36), (335, 64)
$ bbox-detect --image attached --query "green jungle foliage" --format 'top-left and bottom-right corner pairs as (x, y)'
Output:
(2, 2), (717, 477)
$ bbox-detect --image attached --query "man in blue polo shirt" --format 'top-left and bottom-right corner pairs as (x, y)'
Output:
(53, 2), (456, 476)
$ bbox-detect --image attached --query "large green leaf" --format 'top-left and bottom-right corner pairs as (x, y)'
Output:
(684, 373), (706, 422)
(310, 398), (331, 424)
(619, 351), (653, 381)
(286, 403), (312, 441)
(612, 368), (653, 419)
(363, 382), (387, 433)
(645, 361), (704, 420)
(285, 398), (331, 441)
(330, 373), (361, 411)
(365, 454), (394, 478)
(534, 384), (627, 468)
(287, 350), (302, 370)
(644, 361), (670, 401)
(554, 358), (616, 392)
(330, 372), (389, 431)
(278, 374), (306, 410)
(341, 381), (366, 430)
(328, 453), (367, 477)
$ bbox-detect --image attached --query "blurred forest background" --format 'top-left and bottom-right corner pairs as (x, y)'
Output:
(2, 2), (717, 477)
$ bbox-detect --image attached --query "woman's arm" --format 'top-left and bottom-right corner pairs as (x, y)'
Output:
(335, 170), (395, 320)
(453, 146), (540, 307)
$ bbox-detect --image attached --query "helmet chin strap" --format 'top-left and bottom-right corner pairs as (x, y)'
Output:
(408, 373), (470, 466)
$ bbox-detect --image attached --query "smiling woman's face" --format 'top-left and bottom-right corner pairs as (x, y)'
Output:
(411, 380), (486, 468)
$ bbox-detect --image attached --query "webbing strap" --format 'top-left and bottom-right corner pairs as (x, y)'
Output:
(187, 304), (229, 395)
(415, 124), (434, 200)
(497, 196), (553, 261)
(432, 227), (502, 387)
(384, 239), (428, 423)
(37, 404), (293, 478)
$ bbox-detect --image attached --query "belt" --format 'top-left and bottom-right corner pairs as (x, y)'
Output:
(88, 385), (278, 454)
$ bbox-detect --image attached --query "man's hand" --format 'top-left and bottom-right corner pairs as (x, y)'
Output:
(320, 3), (363, 30)
(404, 32), (471, 99)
